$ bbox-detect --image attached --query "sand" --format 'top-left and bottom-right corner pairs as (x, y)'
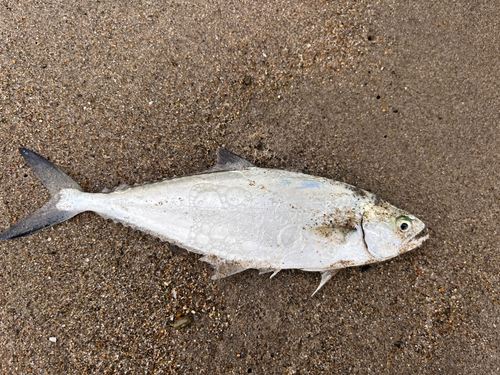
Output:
(1, 0), (499, 373)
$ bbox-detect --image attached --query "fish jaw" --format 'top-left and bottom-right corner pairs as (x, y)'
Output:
(399, 233), (429, 255)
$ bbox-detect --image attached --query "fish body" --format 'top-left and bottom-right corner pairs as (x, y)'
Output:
(0, 149), (428, 295)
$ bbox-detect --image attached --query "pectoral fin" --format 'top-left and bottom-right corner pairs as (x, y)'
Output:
(311, 269), (340, 297)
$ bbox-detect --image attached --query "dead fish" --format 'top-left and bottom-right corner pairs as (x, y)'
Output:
(0, 148), (428, 295)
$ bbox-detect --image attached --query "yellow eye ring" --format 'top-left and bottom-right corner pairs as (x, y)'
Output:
(396, 216), (412, 232)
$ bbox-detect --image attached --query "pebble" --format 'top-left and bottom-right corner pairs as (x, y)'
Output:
(172, 315), (193, 330)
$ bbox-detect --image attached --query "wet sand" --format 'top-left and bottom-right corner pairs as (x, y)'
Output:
(1, 1), (499, 373)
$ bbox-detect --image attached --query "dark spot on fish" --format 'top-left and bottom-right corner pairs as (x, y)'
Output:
(314, 225), (355, 239)
(376, 95), (381, 99)
(369, 194), (385, 207)
(325, 210), (359, 231)
(345, 184), (367, 199)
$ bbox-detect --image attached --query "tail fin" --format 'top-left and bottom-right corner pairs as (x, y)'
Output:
(0, 148), (84, 241)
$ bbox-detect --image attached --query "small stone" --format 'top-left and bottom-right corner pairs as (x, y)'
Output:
(172, 315), (193, 330)
(49, 337), (57, 343)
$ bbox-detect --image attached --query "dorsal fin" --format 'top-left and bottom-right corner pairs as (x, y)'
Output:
(211, 149), (255, 172)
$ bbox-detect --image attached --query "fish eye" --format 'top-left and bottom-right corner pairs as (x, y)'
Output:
(396, 216), (412, 232)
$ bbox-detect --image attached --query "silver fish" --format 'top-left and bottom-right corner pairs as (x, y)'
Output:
(0, 149), (428, 295)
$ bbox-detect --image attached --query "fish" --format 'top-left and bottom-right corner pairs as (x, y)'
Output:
(0, 148), (428, 295)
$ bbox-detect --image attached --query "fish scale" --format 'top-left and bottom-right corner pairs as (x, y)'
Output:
(0, 148), (429, 296)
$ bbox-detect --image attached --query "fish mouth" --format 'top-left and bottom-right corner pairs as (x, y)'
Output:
(399, 231), (429, 254)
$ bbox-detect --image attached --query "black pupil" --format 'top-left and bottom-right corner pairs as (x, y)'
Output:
(400, 222), (409, 231)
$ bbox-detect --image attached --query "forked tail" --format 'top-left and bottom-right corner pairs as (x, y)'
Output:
(0, 148), (84, 241)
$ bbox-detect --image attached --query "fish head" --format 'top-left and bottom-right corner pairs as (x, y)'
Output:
(361, 202), (428, 260)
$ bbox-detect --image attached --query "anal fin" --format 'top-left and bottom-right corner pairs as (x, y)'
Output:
(270, 270), (280, 278)
(200, 255), (249, 280)
(311, 269), (340, 297)
(258, 268), (280, 279)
